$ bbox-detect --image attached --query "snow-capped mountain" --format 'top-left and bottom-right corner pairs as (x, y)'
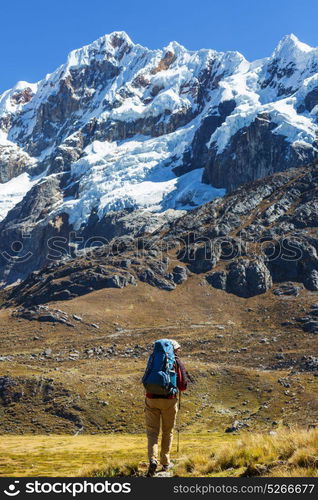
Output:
(0, 31), (318, 284)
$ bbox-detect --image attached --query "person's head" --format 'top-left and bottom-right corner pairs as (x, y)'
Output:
(170, 340), (181, 353)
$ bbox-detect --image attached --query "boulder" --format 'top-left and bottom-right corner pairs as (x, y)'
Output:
(138, 269), (175, 291)
(273, 283), (301, 296)
(302, 320), (318, 334)
(225, 420), (249, 433)
(305, 270), (318, 291)
(206, 271), (227, 290)
(208, 259), (272, 298)
(172, 266), (188, 284)
(300, 356), (318, 371)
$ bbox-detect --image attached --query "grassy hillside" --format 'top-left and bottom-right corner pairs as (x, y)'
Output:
(1, 276), (318, 436)
(1, 274), (318, 477)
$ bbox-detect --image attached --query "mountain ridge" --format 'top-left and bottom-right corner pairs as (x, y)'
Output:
(5, 161), (318, 306)
(0, 32), (318, 285)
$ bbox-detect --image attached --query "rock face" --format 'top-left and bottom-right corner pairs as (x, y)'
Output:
(10, 261), (137, 306)
(1, 32), (318, 285)
(207, 259), (272, 298)
(5, 162), (318, 305)
(265, 237), (318, 289)
(296, 304), (318, 334)
(13, 305), (76, 327)
(0, 144), (33, 183)
(172, 265), (188, 284)
(203, 114), (318, 191)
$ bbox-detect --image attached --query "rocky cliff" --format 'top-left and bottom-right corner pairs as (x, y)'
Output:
(6, 162), (318, 305)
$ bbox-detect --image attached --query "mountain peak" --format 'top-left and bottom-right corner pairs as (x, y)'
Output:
(273, 33), (313, 59)
(66, 30), (134, 68)
(164, 40), (187, 54)
(107, 30), (133, 43)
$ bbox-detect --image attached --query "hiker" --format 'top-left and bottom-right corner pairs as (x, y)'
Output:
(142, 339), (188, 477)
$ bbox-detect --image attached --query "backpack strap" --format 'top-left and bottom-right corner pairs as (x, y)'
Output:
(142, 353), (154, 383)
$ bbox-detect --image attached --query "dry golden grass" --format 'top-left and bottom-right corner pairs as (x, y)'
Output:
(1, 428), (318, 477)
(0, 432), (232, 477)
(174, 427), (318, 477)
(0, 435), (146, 477)
(81, 427), (318, 477)
(85, 428), (318, 477)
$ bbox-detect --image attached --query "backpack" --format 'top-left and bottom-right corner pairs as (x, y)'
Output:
(142, 339), (177, 396)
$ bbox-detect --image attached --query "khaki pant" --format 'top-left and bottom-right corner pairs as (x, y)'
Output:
(144, 396), (178, 466)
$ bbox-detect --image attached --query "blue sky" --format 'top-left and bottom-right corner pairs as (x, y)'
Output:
(1, 0), (318, 93)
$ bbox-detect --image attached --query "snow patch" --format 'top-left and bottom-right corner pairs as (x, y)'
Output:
(0, 172), (40, 221)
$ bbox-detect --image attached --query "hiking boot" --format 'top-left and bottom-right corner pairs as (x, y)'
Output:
(161, 462), (174, 472)
(147, 460), (157, 477)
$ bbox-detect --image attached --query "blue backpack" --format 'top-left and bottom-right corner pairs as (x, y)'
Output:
(142, 339), (177, 396)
